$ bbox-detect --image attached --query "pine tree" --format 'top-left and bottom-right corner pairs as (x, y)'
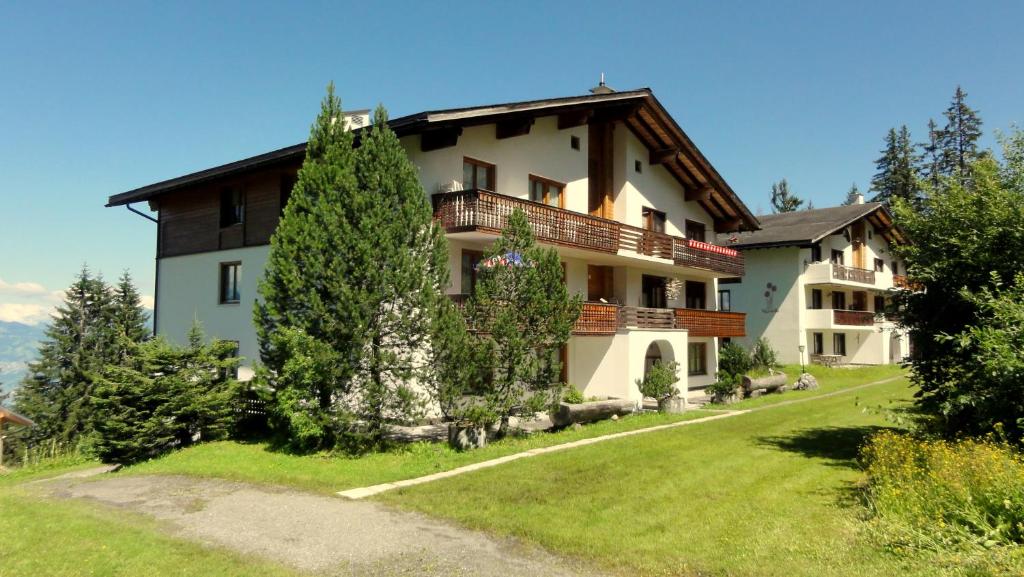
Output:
(870, 126), (919, 207)
(842, 183), (862, 205)
(91, 323), (238, 464)
(255, 86), (450, 447)
(111, 271), (150, 361)
(919, 118), (944, 189)
(466, 209), (582, 436)
(14, 266), (117, 444)
(938, 85), (983, 181)
(770, 179), (804, 213)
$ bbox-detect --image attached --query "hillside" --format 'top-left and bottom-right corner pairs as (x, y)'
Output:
(0, 321), (46, 393)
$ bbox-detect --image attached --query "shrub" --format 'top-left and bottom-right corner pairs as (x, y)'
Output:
(636, 361), (680, 411)
(705, 375), (740, 401)
(718, 342), (752, 380)
(861, 431), (1024, 569)
(562, 385), (585, 404)
(750, 337), (780, 371)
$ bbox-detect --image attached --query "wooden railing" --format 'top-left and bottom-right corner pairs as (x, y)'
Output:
(893, 274), (922, 291)
(833, 309), (875, 326)
(674, 308), (746, 337)
(832, 264), (875, 284)
(619, 306), (676, 330)
(433, 190), (744, 276)
(575, 302), (620, 335)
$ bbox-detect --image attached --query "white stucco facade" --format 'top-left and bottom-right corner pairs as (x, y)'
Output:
(152, 109), (746, 404)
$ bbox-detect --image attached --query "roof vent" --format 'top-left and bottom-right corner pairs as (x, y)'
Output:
(590, 73), (615, 94)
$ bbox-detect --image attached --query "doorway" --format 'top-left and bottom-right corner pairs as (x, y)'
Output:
(642, 275), (667, 309)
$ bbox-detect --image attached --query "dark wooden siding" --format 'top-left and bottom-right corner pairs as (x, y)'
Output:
(157, 165), (298, 258)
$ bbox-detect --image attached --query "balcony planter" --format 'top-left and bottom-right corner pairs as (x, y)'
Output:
(550, 398), (635, 428)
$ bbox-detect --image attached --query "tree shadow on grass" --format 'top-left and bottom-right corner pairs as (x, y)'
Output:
(757, 425), (898, 470)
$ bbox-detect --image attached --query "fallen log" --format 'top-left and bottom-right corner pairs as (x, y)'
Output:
(550, 399), (635, 428)
(741, 373), (788, 394)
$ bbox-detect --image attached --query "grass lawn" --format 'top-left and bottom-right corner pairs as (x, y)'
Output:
(383, 376), (929, 577)
(121, 409), (719, 494)
(0, 487), (300, 577)
(723, 363), (908, 410)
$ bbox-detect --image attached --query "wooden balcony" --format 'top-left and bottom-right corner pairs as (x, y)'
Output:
(674, 308), (746, 337)
(575, 302), (620, 335)
(833, 309), (875, 326)
(832, 264), (875, 285)
(433, 190), (743, 276)
(893, 274), (922, 291)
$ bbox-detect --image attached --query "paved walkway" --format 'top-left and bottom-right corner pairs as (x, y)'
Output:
(338, 374), (906, 499)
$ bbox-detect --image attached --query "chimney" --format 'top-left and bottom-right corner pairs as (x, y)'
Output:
(854, 193), (865, 205)
(590, 72), (615, 94)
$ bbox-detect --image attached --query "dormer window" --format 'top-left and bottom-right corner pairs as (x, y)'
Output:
(220, 188), (244, 228)
(462, 157), (495, 191)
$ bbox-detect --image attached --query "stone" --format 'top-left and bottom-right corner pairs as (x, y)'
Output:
(793, 373), (820, 391)
(572, 423), (583, 431)
(447, 423), (487, 451)
(610, 414), (619, 421)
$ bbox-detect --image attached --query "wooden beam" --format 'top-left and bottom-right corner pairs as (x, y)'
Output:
(649, 147), (680, 165)
(685, 186), (713, 202)
(714, 218), (743, 233)
(495, 117), (534, 140)
(420, 127), (462, 152)
(557, 110), (592, 130)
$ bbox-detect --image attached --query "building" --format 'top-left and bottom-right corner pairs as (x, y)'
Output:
(106, 87), (760, 403)
(720, 198), (912, 366)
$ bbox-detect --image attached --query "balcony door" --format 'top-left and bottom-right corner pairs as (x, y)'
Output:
(685, 280), (706, 310)
(851, 291), (868, 311)
(831, 291), (847, 310)
(587, 265), (615, 302)
(642, 275), (667, 309)
(851, 221), (866, 269)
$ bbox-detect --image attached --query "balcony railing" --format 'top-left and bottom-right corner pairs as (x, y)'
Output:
(832, 264), (875, 285)
(575, 302), (620, 335)
(674, 308), (747, 337)
(833, 309), (875, 326)
(433, 190), (744, 276)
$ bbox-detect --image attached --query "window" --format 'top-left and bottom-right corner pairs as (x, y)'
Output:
(570, 135), (580, 150)
(220, 188), (244, 227)
(462, 157), (495, 191)
(718, 289), (731, 312)
(891, 261), (899, 275)
(634, 159), (643, 173)
(834, 333), (847, 356)
(529, 175), (564, 208)
(219, 262), (241, 304)
(688, 343), (708, 376)
(685, 280), (706, 310)
(831, 291), (846, 310)
(460, 250), (482, 295)
(812, 332), (824, 355)
(641, 207), (666, 233)
(810, 244), (822, 262)
(810, 288), (823, 309)
(279, 174), (296, 216)
(874, 295), (886, 314)
(641, 275), (667, 309)
(874, 258), (885, 272)
(686, 220), (706, 243)
(831, 249), (844, 265)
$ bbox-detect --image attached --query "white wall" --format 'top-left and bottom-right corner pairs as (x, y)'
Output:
(157, 245), (269, 380)
(727, 247), (804, 364)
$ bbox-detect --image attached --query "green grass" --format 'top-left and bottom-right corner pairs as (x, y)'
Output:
(0, 455), (101, 487)
(122, 409), (718, 494)
(383, 376), (931, 577)
(0, 487), (300, 577)
(722, 363), (908, 410)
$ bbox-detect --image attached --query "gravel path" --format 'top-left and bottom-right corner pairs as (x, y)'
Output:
(41, 474), (607, 577)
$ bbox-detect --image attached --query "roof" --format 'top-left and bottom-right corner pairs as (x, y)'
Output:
(0, 406), (34, 427)
(107, 88), (759, 232)
(720, 202), (907, 248)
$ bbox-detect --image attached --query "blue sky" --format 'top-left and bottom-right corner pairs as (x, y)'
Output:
(1, 0), (1021, 324)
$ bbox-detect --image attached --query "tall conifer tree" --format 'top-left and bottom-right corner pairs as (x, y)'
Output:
(938, 85), (983, 181)
(769, 179), (804, 213)
(870, 126), (919, 207)
(842, 183), (862, 205)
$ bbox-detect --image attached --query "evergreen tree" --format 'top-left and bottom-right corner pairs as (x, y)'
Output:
(465, 209), (582, 435)
(91, 323), (239, 464)
(769, 179), (804, 213)
(938, 85), (983, 181)
(111, 271), (150, 361)
(842, 183), (862, 205)
(14, 266), (118, 444)
(870, 126), (919, 207)
(255, 86), (449, 447)
(919, 118), (944, 189)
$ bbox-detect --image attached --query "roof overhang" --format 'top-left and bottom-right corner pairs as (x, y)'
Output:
(0, 407), (34, 427)
(107, 89), (759, 232)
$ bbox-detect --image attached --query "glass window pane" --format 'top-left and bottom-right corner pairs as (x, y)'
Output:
(549, 185), (561, 207)
(530, 180), (542, 202)
(463, 162), (474, 190)
(481, 166), (493, 190)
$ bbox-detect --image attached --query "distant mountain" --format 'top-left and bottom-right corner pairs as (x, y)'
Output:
(0, 321), (46, 394)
